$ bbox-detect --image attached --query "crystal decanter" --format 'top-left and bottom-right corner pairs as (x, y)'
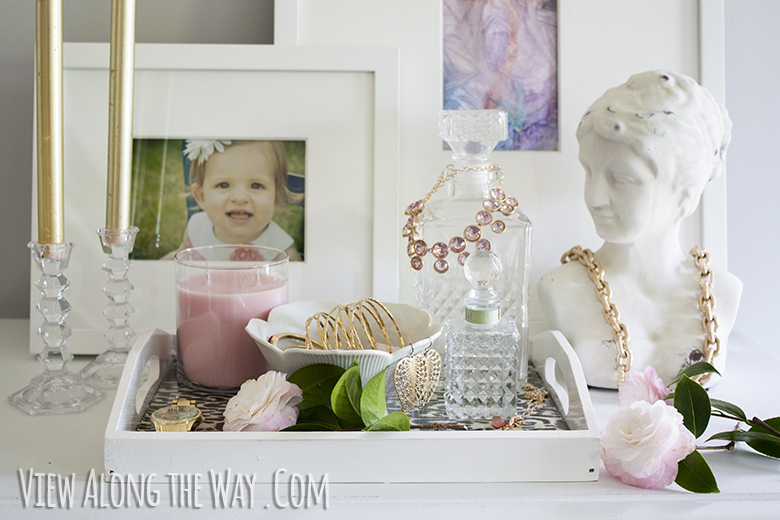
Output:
(405, 109), (532, 357)
(444, 250), (521, 420)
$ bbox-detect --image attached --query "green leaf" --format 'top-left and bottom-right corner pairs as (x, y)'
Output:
(708, 427), (780, 458)
(675, 450), (719, 494)
(674, 375), (711, 438)
(287, 364), (346, 410)
(669, 362), (720, 387)
(330, 362), (363, 426)
(360, 368), (388, 427)
(366, 411), (411, 431)
(710, 398), (747, 422)
(335, 416), (364, 431)
(706, 430), (744, 443)
(748, 417), (780, 458)
(282, 421), (340, 431)
(297, 404), (340, 428)
(707, 429), (780, 445)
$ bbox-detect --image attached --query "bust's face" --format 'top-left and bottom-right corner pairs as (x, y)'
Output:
(579, 130), (675, 244)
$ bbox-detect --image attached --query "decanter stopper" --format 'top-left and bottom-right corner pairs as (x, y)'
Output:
(463, 250), (502, 326)
(439, 110), (508, 165)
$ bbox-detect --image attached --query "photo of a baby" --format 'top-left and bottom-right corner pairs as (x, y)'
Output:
(130, 138), (305, 261)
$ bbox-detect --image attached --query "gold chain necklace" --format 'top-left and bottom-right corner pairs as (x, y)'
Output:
(561, 245), (719, 387)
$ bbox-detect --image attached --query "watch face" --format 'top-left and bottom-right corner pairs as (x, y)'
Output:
(155, 405), (199, 422)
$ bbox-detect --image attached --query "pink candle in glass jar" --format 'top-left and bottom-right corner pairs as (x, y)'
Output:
(174, 246), (288, 390)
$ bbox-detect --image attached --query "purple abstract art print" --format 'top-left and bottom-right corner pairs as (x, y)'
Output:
(443, 0), (558, 151)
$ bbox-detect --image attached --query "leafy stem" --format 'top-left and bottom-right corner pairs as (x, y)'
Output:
(710, 411), (780, 438)
(711, 411), (745, 422)
(749, 416), (780, 438)
(696, 442), (735, 451)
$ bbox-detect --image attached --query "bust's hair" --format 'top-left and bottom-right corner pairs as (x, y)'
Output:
(576, 71), (731, 196)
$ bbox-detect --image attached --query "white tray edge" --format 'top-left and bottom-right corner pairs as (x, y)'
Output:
(105, 329), (601, 483)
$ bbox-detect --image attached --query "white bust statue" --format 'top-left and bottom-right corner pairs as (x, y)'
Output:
(538, 71), (742, 389)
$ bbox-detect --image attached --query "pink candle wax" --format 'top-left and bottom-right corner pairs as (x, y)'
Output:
(176, 270), (287, 389)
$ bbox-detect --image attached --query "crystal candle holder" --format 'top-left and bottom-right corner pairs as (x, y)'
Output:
(9, 242), (105, 415)
(80, 227), (139, 389)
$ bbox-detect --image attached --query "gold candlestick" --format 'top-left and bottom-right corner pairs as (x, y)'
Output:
(35, 0), (64, 244)
(10, 0), (105, 414)
(105, 0), (136, 231)
(81, 0), (139, 389)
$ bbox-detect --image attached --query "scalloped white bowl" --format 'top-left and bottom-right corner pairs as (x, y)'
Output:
(246, 300), (442, 385)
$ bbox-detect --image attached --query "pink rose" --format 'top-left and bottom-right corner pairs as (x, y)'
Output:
(619, 366), (669, 407)
(601, 400), (696, 489)
(223, 372), (303, 432)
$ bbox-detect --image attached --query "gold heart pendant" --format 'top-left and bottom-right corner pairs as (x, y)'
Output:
(393, 348), (442, 413)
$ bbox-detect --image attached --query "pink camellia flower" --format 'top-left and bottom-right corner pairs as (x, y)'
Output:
(619, 366), (670, 407)
(601, 400), (696, 489)
(223, 372), (303, 432)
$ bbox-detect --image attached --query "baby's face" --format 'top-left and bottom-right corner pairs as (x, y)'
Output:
(192, 143), (277, 244)
(579, 131), (676, 244)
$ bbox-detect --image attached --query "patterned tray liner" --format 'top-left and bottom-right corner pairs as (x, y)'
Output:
(134, 361), (584, 432)
(135, 361), (587, 432)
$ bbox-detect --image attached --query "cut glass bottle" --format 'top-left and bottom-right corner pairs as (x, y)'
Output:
(410, 109), (532, 361)
(444, 250), (521, 421)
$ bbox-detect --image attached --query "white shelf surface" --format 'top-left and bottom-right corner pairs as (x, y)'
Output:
(2, 318), (779, 519)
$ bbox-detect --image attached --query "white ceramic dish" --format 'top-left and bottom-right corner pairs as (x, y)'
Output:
(246, 300), (442, 385)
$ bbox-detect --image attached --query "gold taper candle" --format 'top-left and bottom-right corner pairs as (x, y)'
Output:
(105, 0), (136, 230)
(35, 0), (64, 244)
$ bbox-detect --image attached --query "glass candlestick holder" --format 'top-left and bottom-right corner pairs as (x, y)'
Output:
(80, 227), (139, 389)
(9, 242), (105, 415)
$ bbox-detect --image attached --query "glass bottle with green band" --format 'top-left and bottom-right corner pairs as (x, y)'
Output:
(444, 250), (523, 421)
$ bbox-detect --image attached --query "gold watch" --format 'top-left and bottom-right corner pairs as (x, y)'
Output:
(151, 400), (203, 432)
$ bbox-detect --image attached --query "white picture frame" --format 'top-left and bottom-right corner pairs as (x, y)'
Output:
(30, 43), (400, 354)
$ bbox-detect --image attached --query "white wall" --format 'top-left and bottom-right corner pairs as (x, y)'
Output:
(1, 0), (777, 360)
(724, 0), (780, 357)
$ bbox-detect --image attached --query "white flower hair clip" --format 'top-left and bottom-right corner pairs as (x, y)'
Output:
(183, 139), (233, 165)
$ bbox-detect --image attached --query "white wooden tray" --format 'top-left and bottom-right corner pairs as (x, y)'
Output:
(105, 329), (600, 483)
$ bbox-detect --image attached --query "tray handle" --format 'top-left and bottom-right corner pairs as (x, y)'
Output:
(530, 330), (598, 432)
(107, 329), (175, 433)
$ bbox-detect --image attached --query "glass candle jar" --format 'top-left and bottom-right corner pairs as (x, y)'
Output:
(174, 245), (288, 390)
